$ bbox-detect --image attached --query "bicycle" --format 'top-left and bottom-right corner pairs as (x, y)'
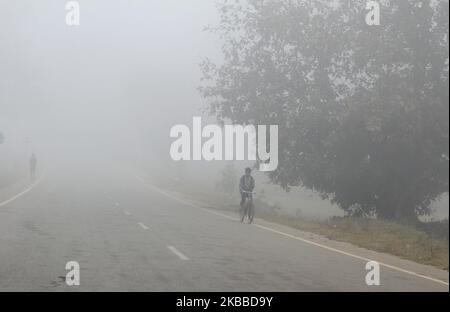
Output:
(240, 190), (255, 224)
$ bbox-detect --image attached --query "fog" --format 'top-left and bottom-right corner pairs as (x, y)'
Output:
(0, 0), (448, 293)
(1, 0), (221, 174)
(1, 0), (448, 220)
(0, 0), (296, 216)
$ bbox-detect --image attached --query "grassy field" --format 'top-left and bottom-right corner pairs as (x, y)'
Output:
(162, 180), (449, 270)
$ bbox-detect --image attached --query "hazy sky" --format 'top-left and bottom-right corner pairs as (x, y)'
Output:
(0, 0), (221, 167)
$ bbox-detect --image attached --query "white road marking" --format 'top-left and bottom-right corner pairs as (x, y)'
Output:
(138, 222), (149, 230)
(136, 178), (238, 221)
(123, 210), (131, 216)
(168, 245), (189, 260)
(134, 174), (449, 287)
(115, 202), (120, 206)
(0, 171), (46, 208)
(253, 223), (449, 286)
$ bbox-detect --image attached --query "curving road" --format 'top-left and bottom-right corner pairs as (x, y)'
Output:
(0, 164), (448, 292)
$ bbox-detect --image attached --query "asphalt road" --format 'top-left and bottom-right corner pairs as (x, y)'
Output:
(0, 165), (448, 291)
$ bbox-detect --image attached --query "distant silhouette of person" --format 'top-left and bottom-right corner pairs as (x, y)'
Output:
(239, 167), (255, 208)
(30, 153), (37, 182)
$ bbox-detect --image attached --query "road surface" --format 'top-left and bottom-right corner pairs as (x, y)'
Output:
(0, 165), (448, 291)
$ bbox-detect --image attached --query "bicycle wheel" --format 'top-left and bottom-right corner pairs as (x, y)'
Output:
(248, 203), (254, 224)
(240, 204), (246, 223)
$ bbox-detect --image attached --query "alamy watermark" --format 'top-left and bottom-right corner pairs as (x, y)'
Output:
(169, 117), (278, 172)
(366, 0), (381, 26)
(365, 261), (380, 286)
(65, 1), (80, 26)
(65, 261), (80, 286)
(63, 2), (381, 28)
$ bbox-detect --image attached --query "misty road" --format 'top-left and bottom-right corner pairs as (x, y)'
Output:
(0, 166), (448, 292)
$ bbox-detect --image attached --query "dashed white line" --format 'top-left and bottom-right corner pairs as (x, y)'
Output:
(168, 245), (189, 260)
(134, 174), (449, 287)
(123, 210), (131, 216)
(115, 202), (120, 206)
(138, 222), (149, 230)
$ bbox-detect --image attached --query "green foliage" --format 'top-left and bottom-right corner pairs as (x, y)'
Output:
(200, 0), (449, 221)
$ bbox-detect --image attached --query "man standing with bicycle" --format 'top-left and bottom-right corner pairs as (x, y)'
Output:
(239, 167), (255, 208)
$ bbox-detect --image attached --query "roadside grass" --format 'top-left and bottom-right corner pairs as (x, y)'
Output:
(257, 213), (449, 270)
(159, 179), (449, 270)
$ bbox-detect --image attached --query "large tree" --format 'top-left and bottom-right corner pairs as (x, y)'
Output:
(200, 0), (449, 221)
